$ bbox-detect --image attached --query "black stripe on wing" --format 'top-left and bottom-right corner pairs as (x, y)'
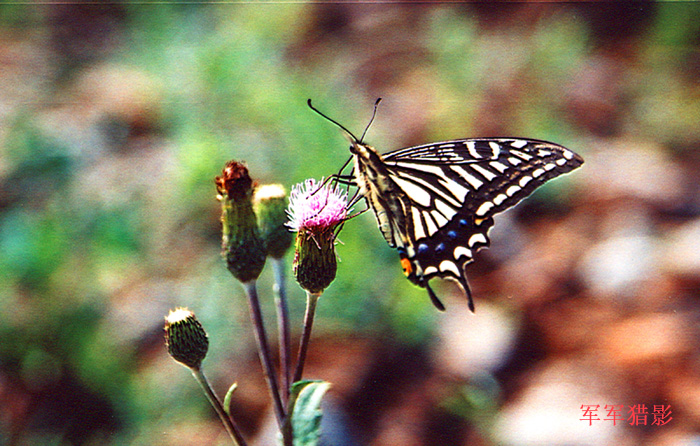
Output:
(384, 138), (583, 220)
(384, 138), (515, 163)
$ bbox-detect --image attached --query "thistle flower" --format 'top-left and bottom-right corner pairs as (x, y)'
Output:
(216, 161), (266, 283)
(164, 308), (209, 370)
(287, 179), (348, 233)
(287, 179), (349, 293)
(254, 184), (293, 259)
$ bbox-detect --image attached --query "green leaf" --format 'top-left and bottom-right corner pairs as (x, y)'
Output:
(223, 382), (238, 416)
(283, 380), (330, 446)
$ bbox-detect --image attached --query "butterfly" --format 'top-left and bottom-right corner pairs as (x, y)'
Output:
(308, 99), (584, 311)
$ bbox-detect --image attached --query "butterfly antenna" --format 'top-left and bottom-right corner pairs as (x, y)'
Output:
(359, 97), (382, 143)
(307, 99), (360, 143)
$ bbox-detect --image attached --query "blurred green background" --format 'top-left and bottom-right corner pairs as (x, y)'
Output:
(1, 2), (699, 445)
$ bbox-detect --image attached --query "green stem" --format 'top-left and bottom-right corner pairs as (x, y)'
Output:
(293, 291), (321, 383)
(273, 258), (292, 403)
(191, 368), (247, 446)
(242, 281), (286, 428)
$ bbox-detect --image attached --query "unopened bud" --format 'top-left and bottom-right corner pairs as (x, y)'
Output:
(164, 308), (209, 370)
(216, 161), (266, 283)
(254, 184), (293, 259)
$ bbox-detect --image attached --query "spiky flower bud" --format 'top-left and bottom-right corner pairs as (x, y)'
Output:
(287, 179), (348, 294)
(216, 161), (266, 283)
(164, 308), (209, 370)
(254, 184), (293, 259)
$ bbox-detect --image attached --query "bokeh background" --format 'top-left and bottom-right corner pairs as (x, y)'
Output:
(1, 2), (700, 445)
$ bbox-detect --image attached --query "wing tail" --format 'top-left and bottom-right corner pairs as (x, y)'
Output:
(425, 283), (446, 311)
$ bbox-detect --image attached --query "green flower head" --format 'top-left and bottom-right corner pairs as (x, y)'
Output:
(216, 161), (266, 283)
(164, 308), (209, 370)
(254, 184), (293, 259)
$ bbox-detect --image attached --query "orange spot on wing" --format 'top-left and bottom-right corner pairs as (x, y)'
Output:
(400, 257), (412, 276)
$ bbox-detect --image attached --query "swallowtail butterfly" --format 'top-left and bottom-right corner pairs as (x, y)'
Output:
(309, 99), (584, 311)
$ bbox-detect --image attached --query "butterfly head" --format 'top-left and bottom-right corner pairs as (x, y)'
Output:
(347, 139), (379, 161)
(345, 133), (362, 155)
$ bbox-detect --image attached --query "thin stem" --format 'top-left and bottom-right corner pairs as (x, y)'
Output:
(191, 368), (248, 446)
(242, 281), (286, 427)
(293, 291), (321, 383)
(272, 258), (292, 403)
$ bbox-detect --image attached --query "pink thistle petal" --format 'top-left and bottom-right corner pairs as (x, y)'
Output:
(287, 179), (349, 232)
